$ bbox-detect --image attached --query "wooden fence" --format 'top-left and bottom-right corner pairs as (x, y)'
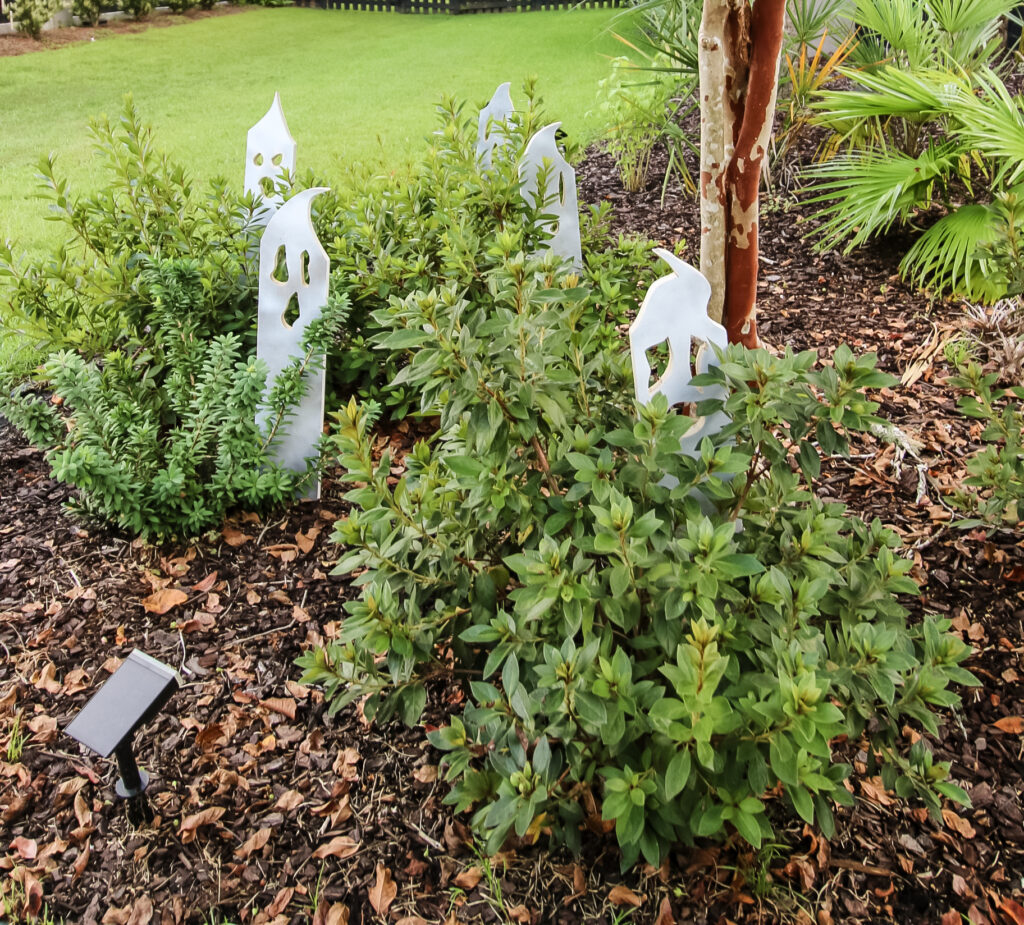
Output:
(309, 0), (621, 13)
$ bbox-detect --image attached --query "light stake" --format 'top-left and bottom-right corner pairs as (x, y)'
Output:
(66, 649), (181, 824)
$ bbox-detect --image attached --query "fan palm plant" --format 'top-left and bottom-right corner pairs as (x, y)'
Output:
(805, 64), (1024, 302)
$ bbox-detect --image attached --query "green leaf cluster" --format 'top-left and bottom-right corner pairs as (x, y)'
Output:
(948, 361), (1024, 530)
(301, 81), (658, 417)
(298, 234), (975, 865)
(1, 260), (349, 538)
(0, 97), (259, 361)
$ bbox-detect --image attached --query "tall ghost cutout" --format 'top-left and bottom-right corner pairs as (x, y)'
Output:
(245, 93), (297, 226)
(630, 249), (731, 499)
(518, 122), (582, 271)
(476, 82), (515, 170)
(257, 188), (330, 500)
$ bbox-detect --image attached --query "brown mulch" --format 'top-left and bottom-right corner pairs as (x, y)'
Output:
(2, 133), (1024, 924)
(0, 4), (250, 58)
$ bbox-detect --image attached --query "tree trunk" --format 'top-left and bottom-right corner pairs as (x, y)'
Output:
(697, 0), (786, 348)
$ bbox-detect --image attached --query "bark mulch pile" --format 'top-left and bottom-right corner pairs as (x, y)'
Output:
(1, 143), (1023, 925)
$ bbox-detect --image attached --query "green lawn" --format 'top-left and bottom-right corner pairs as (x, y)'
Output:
(0, 6), (628, 256)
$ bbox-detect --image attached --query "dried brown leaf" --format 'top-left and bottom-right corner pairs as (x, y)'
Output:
(235, 827), (273, 859)
(263, 697), (297, 720)
(368, 863), (397, 915)
(413, 764), (438, 784)
(275, 789), (304, 812)
(454, 866), (483, 889)
(179, 806), (225, 843)
(993, 716), (1024, 734)
(608, 885), (643, 907)
(126, 895), (154, 925)
(942, 809), (977, 839)
(313, 835), (359, 860)
(221, 525), (252, 547)
(141, 588), (188, 615)
(10, 836), (37, 860)
(655, 897), (676, 925)
(267, 887), (294, 917)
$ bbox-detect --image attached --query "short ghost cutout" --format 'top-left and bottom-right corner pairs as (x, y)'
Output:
(518, 122), (582, 271)
(630, 248), (730, 488)
(477, 82), (515, 170)
(256, 188), (330, 500)
(245, 93), (297, 226)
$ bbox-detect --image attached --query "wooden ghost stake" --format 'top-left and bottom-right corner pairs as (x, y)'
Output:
(245, 93), (297, 226)
(257, 188), (330, 501)
(518, 122), (582, 271)
(476, 82), (515, 170)
(630, 249), (730, 491)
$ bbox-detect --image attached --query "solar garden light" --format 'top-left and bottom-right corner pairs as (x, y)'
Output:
(65, 649), (181, 824)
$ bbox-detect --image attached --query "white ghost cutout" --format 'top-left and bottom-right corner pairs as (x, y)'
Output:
(245, 92), (297, 226)
(630, 249), (731, 504)
(477, 82), (515, 170)
(518, 122), (582, 271)
(256, 187), (330, 500)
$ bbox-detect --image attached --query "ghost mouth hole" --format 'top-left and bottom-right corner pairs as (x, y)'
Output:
(259, 177), (275, 198)
(281, 294), (301, 329)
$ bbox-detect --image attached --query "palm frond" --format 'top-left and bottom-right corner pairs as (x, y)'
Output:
(812, 66), (967, 126)
(803, 143), (958, 251)
(953, 69), (1024, 186)
(900, 203), (1005, 301)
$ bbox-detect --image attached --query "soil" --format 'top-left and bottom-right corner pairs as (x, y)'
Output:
(2, 116), (1024, 925)
(0, 5), (250, 58)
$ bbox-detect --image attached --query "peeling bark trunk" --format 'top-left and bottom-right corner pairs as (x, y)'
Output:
(696, 0), (786, 347)
(697, 0), (729, 324)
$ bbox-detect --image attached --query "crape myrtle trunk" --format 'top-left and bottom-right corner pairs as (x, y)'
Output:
(698, 0), (786, 348)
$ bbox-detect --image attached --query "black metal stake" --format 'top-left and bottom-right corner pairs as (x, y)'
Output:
(114, 739), (153, 825)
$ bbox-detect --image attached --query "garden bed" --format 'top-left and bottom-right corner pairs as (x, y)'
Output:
(1, 145), (1023, 924)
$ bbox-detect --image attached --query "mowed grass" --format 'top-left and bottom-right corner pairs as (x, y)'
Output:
(0, 6), (628, 256)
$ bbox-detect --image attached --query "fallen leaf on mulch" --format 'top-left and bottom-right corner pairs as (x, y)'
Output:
(1002, 897), (1024, 925)
(993, 716), (1024, 734)
(10, 835), (38, 860)
(312, 902), (350, 925)
(141, 588), (188, 615)
(274, 789), (304, 811)
(413, 764), (438, 783)
(369, 863), (397, 915)
(235, 827), (273, 859)
(313, 835), (359, 860)
(262, 696), (297, 720)
(221, 525), (252, 547)
(608, 884), (644, 907)
(454, 866), (483, 889)
(266, 887), (293, 917)
(943, 808), (978, 839)
(10, 866), (42, 918)
(179, 806), (225, 843)
(655, 897), (677, 925)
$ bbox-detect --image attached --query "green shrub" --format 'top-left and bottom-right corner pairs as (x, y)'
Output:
(0, 99), (258, 363)
(121, 0), (151, 18)
(12, 0), (59, 38)
(312, 84), (657, 418)
(72, 0), (102, 25)
(595, 57), (683, 193)
(949, 360), (1024, 530)
(298, 236), (974, 866)
(166, 0), (196, 13)
(2, 260), (349, 538)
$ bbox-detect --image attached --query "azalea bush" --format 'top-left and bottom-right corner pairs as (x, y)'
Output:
(299, 239), (974, 864)
(315, 82), (656, 416)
